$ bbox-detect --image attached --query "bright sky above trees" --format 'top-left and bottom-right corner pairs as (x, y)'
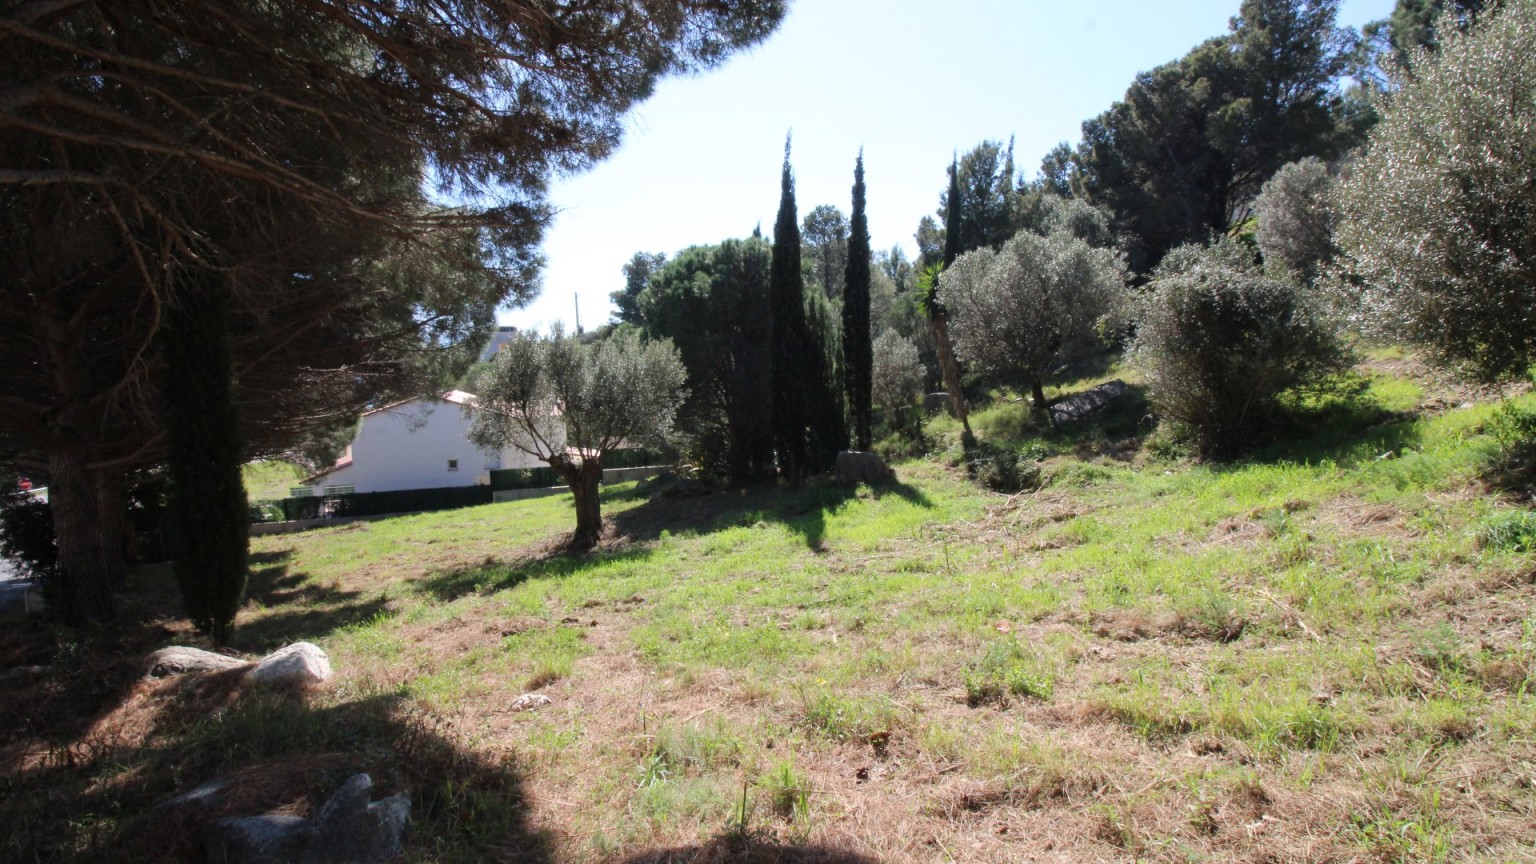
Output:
(505, 0), (1395, 332)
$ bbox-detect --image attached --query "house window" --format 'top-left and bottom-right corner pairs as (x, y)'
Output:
(447, 459), (459, 471)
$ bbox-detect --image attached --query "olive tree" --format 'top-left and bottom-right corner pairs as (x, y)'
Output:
(1335, 0), (1536, 383)
(469, 328), (686, 550)
(942, 230), (1128, 411)
(871, 331), (925, 437)
(1255, 157), (1337, 283)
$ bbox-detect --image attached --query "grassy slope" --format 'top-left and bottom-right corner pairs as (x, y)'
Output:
(3, 358), (1534, 863)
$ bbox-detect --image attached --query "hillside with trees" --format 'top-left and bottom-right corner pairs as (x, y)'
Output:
(2, 0), (1534, 861)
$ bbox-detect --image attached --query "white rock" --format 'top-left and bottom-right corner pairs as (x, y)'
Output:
(248, 642), (332, 687)
(509, 693), (552, 712)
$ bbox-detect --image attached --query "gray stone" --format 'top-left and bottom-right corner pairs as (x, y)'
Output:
(834, 450), (895, 486)
(248, 642), (332, 688)
(145, 646), (249, 679)
(922, 392), (954, 415)
(155, 776), (229, 815)
(0, 665), (48, 682)
(301, 774), (409, 864)
(1048, 379), (1129, 425)
(204, 814), (313, 864)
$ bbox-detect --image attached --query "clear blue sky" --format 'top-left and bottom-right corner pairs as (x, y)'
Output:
(503, 0), (1396, 333)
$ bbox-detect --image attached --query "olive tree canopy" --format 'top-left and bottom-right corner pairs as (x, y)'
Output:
(1335, 0), (1536, 383)
(942, 230), (1127, 410)
(468, 328), (686, 549)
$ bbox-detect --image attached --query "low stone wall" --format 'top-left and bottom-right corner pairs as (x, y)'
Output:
(250, 516), (362, 536)
(493, 464), (666, 503)
(255, 465), (670, 532)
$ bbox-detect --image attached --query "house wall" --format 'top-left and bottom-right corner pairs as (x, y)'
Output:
(311, 398), (556, 494)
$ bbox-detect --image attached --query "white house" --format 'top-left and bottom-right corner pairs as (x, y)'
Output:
(302, 390), (560, 495)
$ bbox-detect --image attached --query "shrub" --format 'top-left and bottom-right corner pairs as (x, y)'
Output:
(1131, 241), (1350, 458)
(967, 443), (1042, 493)
(871, 330), (925, 439)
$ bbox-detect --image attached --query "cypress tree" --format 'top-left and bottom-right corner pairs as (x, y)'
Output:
(770, 137), (810, 480)
(843, 151), (873, 451)
(943, 157), (964, 267)
(163, 277), (250, 644)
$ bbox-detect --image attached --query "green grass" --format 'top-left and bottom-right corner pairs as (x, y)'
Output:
(6, 355), (1536, 862)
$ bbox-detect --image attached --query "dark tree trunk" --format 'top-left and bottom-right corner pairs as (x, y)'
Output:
(555, 455), (604, 550)
(1031, 379), (1049, 413)
(47, 437), (121, 624)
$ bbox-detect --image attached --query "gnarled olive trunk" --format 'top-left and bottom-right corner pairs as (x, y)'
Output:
(553, 455), (604, 550)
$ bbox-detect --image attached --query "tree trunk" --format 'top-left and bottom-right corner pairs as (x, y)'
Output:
(557, 455), (604, 551)
(929, 311), (974, 448)
(1031, 379), (1049, 414)
(47, 438), (121, 624)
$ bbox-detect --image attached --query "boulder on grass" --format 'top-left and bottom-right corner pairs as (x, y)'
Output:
(145, 646), (249, 679)
(200, 774), (408, 864)
(835, 451), (894, 486)
(204, 814), (313, 864)
(249, 642), (332, 688)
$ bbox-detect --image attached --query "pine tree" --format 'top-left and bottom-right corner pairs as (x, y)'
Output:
(843, 151), (874, 451)
(163, 280), (249, 644)
(770, 138), (811, 480)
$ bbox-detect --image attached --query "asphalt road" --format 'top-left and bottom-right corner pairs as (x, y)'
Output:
(0, 559), (29, 617)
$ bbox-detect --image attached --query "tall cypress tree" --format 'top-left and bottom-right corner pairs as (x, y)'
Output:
(770, 137), (810, 480)
(843, 151), (873, 451)
(931, 158), (975, 446)
(163, 277), (249, 644)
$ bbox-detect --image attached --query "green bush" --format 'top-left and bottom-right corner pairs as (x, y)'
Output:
(1131, 241), (1349, 458)
(1477, 511), (1536, 553)
(967, 442), (1042, 493)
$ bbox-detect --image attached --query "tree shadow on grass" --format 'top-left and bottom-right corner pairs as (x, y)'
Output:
(411, 474), (934, 603)
(1, 673), (552, 863)
(234, 548), (392, 653)
(609, 474), (934, 553)
(619, 831), (880, 864)
(1241, 393), (1424, 468)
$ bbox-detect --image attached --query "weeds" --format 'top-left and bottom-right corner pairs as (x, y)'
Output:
(964, 638), (1054, 707)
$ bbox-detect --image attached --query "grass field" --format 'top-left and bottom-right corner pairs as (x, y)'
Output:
(3, 355), (1535, 863)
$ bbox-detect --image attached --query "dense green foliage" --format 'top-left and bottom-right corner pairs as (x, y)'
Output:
(802, 205), (850, 301)
(870, 331), (925, 437)
(843, 154), (874, 451)
(1132, 242), (1350, 457)
(1335, 0), (1536, 383)
(942, 231), (1127, 410)
(1385, 0), (1496, 64)
(469, 327), (686, 549)
(640, 240), (775, 484)
(770, 144), (814, 481)
(1255, 157), (1338, 282)
(1067, 0), (1363, 272)
(1, 0), (785, 624)
(163, 285), (249, 644)
(611, 252), (669, 327)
